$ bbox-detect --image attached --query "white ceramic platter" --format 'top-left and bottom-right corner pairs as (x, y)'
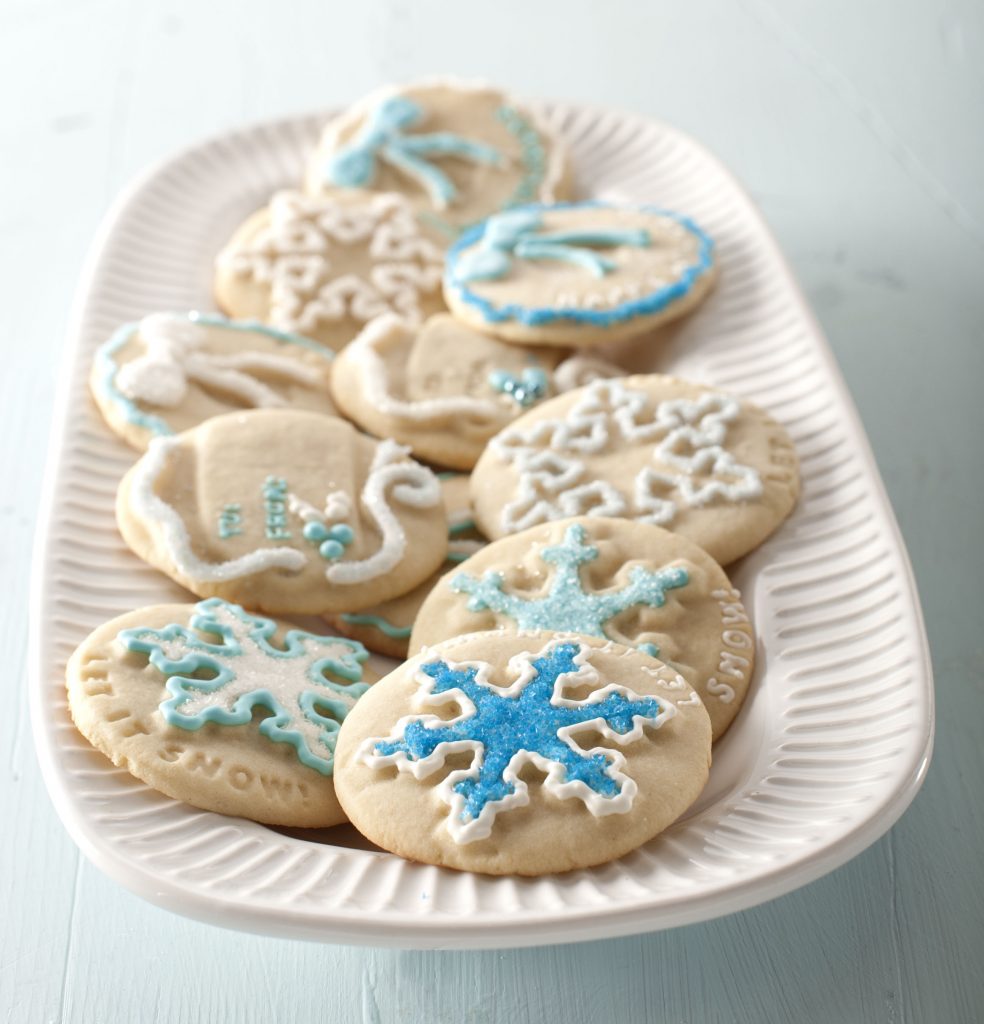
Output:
(30, 102), (934, 949)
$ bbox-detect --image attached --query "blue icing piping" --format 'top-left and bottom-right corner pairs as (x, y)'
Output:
(117, 598), (369, 776)
(444, 201), (714, 328)
(451, 523), (688, 637)
(325, 95), (503, 210)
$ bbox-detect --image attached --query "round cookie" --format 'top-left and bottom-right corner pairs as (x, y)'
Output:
(411, 517), (753, 739)
(334, 630), (712, 875)
(116, 408), (448, 615)
(471, 375), (800, 565)
(214, 189), (445, 352)
(444, 202), (716, 347)
(304, 78), (573, 244)
(67, 598), (377, 828)
(325, 473), (485, 658)
(90, 311), (336, 451)
(329, 313), (623, 470)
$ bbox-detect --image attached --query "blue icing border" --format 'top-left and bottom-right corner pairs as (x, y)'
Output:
(444, 201), (714, 329)
(92, 311), (334, 438)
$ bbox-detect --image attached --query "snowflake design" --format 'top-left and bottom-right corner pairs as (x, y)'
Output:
(451, 523), (688, 642)
(361, 637), (675, 843)
(491, 379), (763, 532)
(221, 191), (444, 334)
(118, 598), (369, 776)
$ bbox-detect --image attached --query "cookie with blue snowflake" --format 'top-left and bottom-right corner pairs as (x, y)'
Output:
(410, 517), (754, 740)
(471, 374), (800, 565)
(66, 598), (377, 827)
(328, 313), (622, 470)
(303, 78), (573, 245)
(444, 202), (717, 347)
(333, 631), (711, 874)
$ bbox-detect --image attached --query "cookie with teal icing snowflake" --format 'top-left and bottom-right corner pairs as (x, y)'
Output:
(66, 598), (377, 827)
(116, 408), (449, 615)
(333, 630), (711, 874)
(444, 202), (717, 347)
(304, 78), (573, 245)
(323, 473), (487, 659)
(471, 374), (800, 565)
(90, 311), (337, 451)
(328, 313), (623, 470)
(411, 516), (755, 740)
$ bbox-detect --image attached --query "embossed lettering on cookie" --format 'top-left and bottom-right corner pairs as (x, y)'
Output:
(443, 202), (717, 348)
(333, 630), (712, 875)
(115, 408), (449, 615)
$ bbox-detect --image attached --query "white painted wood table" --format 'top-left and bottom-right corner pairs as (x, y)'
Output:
(2, 1), (980, 1020)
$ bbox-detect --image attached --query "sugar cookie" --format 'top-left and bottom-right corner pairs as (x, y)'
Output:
(90, 311), (336, 450)
(305, 78), (572, 243)
(444, 203), (716, 347)
(334, 631), (711, 874)
(67, 598), (376, 827)
(116, 409), (448, 614)
(471, 375), (799, 564)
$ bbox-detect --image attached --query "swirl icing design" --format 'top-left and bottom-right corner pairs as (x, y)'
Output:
(489, 379), (763, 533)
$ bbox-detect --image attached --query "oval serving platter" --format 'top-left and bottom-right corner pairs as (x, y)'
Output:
(29, 101), (934, 949)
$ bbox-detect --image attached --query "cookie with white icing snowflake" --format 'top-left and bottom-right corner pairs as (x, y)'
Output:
(333, 630), (711, 874)
(470, 375), (800, 564)
(328, 313), (623, 470)
(67, 598), (377, 827)
(444, 202), (717, 347)
(411, 517), (753, 740)
(304, 78), (573, 244)
(90, 311), (337, 451)
(214, 190), (445, 352)
(116, 408), (448, 615)
(324, 473), (486, 658)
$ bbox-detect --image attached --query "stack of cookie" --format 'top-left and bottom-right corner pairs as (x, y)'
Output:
(71, 78), (800, 876)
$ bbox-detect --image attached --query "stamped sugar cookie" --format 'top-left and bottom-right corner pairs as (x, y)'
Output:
(325, 473), (485, 658)
(334, 631), (711, 874)
(90, 311), (336, 451)
(471, 375), (800, 564)
(67, 598), (376, 827)
(411, 517), (753, 739)
(304, 78), (572, 243)
(214, 190), (445, 351)
(329, 313), (623, 470)
(116, 409), (448, 615)
(444, 202), (716, 347)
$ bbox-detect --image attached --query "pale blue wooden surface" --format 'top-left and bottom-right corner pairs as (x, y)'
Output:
(2, 2), (981, 1021)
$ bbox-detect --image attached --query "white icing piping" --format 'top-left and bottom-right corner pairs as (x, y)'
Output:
(116, 313), (324, 409)
(128, 437), (307, 581)
(324, 440), (441, 584)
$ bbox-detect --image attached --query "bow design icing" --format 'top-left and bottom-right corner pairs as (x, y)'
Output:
(325, 96), (505, 210)
(452, 209), (651, 284)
